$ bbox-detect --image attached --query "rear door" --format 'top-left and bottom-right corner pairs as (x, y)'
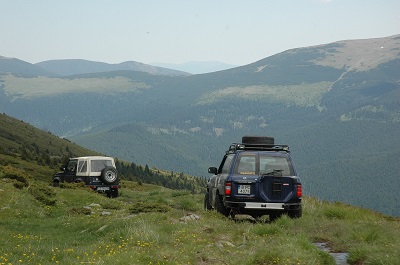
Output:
(258, 154), (297, 203)
(230, 152), (259, 200)
(230, 152), (297, 203)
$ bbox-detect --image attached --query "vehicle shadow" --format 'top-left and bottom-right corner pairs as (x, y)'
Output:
(230, 214), (272, 224)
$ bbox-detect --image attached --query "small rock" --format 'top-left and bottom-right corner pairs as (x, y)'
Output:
(216, 241), (235, 247)
(123, 214), (137, 219)
(97, 225), (108, 232)
(179, 213), (201, 222)
(88, 203), (102, 208)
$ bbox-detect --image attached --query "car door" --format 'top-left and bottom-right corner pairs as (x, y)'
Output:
(210, 154), (234, 206)
(62, 159), (78, 183)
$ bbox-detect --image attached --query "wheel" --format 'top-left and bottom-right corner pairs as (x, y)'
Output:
(242, 136), (274, 145)
(288, 205), (302, 219)
(251, 214), (262, 219)
(101, 167), (118, 184)
(215, 194), (230, 217)
(107, 189), (119, 198)
(269, 212), (282, 222)
(53, 181), (59, 187)
(204, 193), (213, 210)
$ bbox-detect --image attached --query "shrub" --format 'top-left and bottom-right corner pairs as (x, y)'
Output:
(28, 182), (56, 206)
(129, 202), (171, 214)
(174, 197), (200, 211)
(59, 182), (87, 189)
(101, 200), (124, 210)
(69, 207), (92, 215)
(2, 165), (30, 188)
(323, 204), (347, 220)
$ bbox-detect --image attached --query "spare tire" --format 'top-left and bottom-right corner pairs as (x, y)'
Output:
(101, 167), (118, 184)
(242, 136), (274, 145)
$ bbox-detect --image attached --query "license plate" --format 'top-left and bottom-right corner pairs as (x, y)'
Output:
(97, 187), (110, 191)
(238, 185), (251, 194)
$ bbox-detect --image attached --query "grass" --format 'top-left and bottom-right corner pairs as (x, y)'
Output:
(196, 82), (331, 108)
(1, 167), (400, 265)
(2, 74), (149, 99)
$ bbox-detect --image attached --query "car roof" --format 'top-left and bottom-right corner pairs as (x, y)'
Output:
(70, 156), (114, 160)
(236, 150), (290, 156)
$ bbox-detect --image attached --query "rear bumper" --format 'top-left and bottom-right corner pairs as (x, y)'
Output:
(226, 201), (301, 211)
(87, 185), (120, 191)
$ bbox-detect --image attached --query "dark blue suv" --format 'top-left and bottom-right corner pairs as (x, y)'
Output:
(205, 136), (302, 221)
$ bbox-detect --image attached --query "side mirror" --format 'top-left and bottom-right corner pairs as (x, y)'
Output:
(208, 167), (218, 175)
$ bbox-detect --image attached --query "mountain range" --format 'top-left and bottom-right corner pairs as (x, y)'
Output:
(151, 61), (237, 74)
(1, 34), (399, 216)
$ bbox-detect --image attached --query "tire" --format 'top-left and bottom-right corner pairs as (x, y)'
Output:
(288, 205), (302, 219)
(101, 167), (118, 184)
(53, 181), (59, 187)
(204, 193), (213, 210)
(107, 189), (119, 198)
(215, 194), (230, 217)
(242, 136), (274, 145)
(269, 212), (282, 222)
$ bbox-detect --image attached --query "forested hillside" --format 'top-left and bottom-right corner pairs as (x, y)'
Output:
(1, 34), (399, 216)
(0, 114), (206, 192)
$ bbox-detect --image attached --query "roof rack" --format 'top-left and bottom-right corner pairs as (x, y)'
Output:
(226, 143), (290, 154)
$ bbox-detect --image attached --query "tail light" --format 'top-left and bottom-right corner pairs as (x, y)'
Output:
(225, 182), (232, 196)
(296, 184), (302, 197)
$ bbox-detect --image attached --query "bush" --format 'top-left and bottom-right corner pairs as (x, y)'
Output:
(129, 202), (171, 214)
(2, 165), (30, 188)
(28, 182), (56, 206)
(323, 204), (348, 220)
(69, 207), (92, 215)
(59, 182), (87, 189)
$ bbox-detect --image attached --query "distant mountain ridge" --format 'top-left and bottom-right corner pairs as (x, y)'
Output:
(1, 34), (399, 216)
(0, 56), (56, 77)
(0, 57), (190, 77)
(35, 59), (190, 76)
(152, 61), (237, 74)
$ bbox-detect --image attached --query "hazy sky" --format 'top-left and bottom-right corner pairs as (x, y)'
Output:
(1, 0), (399, 66)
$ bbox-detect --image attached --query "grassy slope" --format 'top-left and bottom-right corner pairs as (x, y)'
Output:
(1, 108), (399, 264)
(1, 162), (399, 265)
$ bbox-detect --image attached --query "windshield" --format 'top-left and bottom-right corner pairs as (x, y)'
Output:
(235, 153), (294, 176)
(66, 159), (78, 172)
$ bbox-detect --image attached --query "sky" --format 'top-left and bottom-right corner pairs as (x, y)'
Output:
(1, 0), (399, 66)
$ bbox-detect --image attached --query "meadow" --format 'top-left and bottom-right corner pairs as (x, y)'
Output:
(1, 167), (399, 265)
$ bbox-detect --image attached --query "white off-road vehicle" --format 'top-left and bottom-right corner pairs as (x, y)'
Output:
(53, 156), (119, 197)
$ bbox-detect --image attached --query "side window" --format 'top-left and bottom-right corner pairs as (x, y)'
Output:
(236, 155), (256, 175)
(77, 160), (87, 173)
(219, 155), (234, 174)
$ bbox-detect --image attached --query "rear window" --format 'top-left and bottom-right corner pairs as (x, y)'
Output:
(234, 153), (294, 176)
(236, 154), (256, 175)
(260, 155), (294, 176)
(91, 159), (113, 172)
